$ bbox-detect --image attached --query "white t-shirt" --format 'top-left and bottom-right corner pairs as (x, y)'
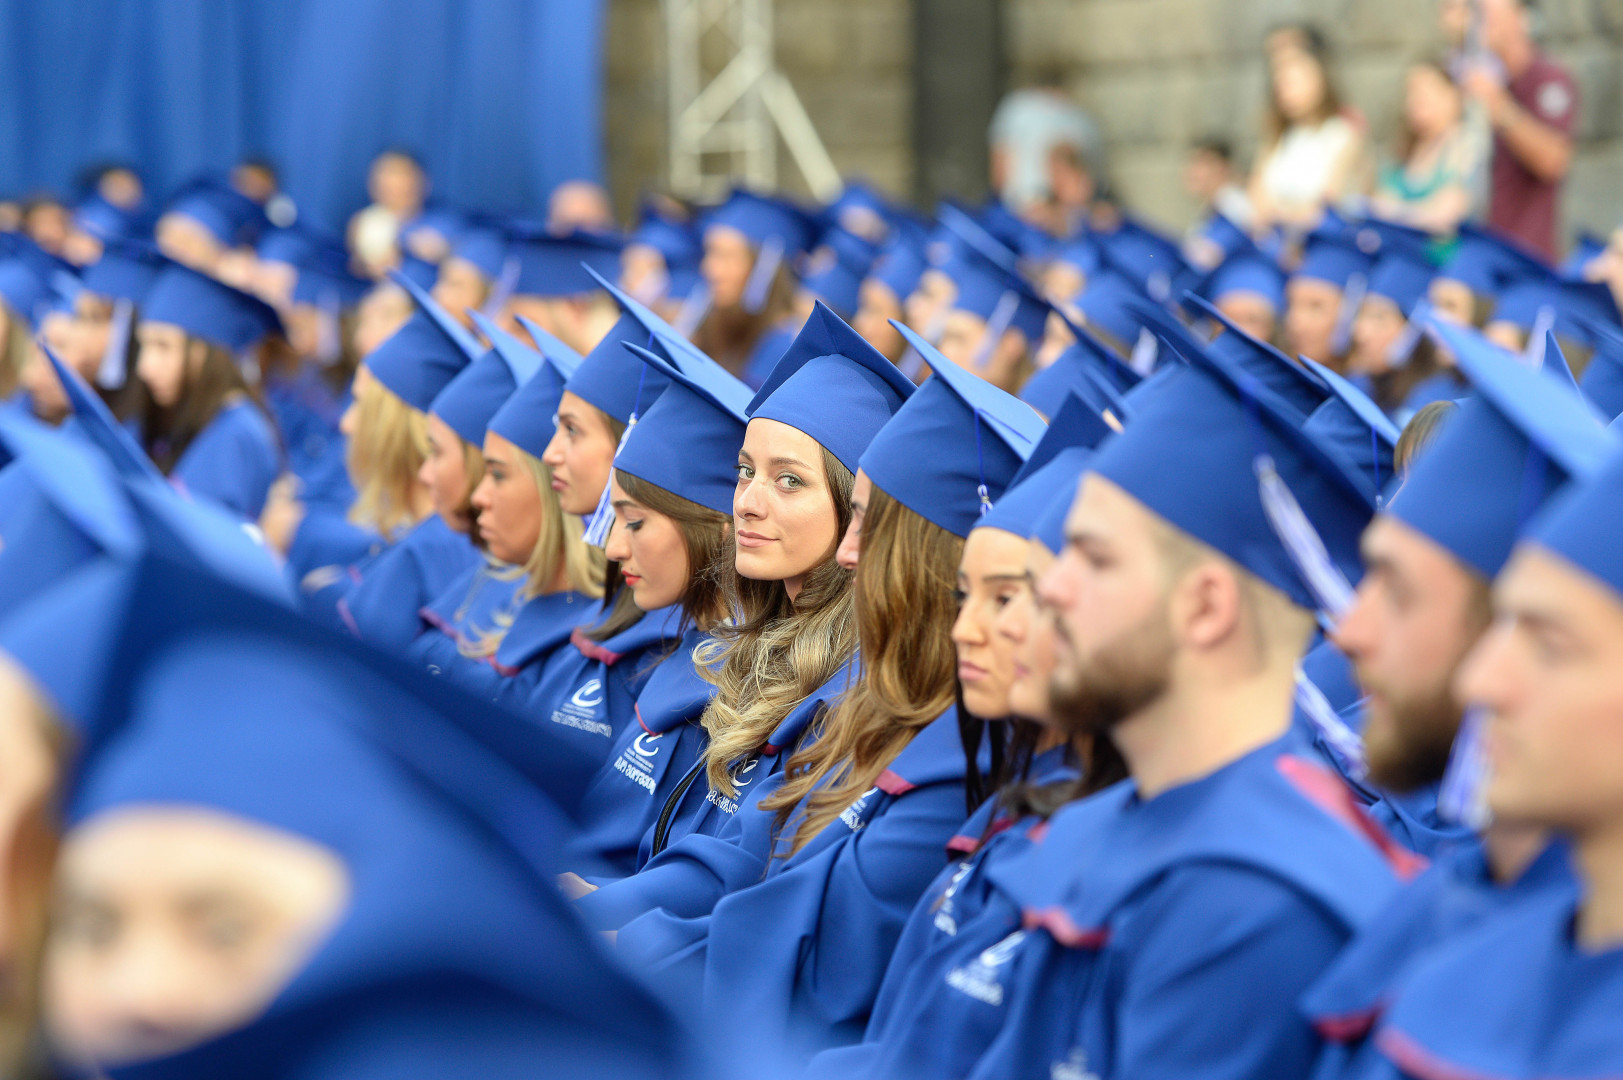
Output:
(1257, 116), (1357, 213)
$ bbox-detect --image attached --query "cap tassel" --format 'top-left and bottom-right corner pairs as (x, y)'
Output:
(1521, 304), (1557, 370)
(95, 298), (134, 390)
(1384, 297), (1431, 371)
(973, 409), (994, 517)
(742, 236), (785, 314)
(673, 281), (713, 338)
(1437, 705), (1492, 829)
(582, 347), (654, 547)
(972, 290), (1020, 371)
(481, 254), (522, 320)
(1294, 668), (1367, 780)
(1330, 272), (1367, 358)
(1129, 327), (1160, 376)
(1255, 453), (1356, 623)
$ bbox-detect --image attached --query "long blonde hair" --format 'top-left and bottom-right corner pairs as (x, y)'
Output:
(0, 303), (32, 400)
(462, 446), (605, 658)
(760, 483), (963, 855)
(699, 447), (856, 796)
(347, 369), (428, 539)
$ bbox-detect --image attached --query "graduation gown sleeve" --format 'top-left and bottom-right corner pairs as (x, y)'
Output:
(170, 401), (281, 520)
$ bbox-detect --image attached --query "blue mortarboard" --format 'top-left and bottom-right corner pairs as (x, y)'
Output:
(448, 224), (510, 281)
(1577, 315), (1623, 422)
(486, 327), (583, 460)
(429, 311), (546, 448)
(1097, 217), (1189, 301)
(364, 271), (483, 411)
(1528, 441), (1623, 604)
(977, 200), (1051, 262)
(864, 322), (1046, 537)
(1537, 330), (1583, 398)
(1364, 242), (1436, 315)
(1296, 233), (1372, 290)
(41, 343), (162, 481)
(163, 179), (267, 247)
(630, 201), (702, 268)
(291, 246), (373, 309)
(1085, 340), (1377, 613)
(398, 252), (440, 290)
(1144, 295), (1331, 421)
(506, 226), (624, 298)
(81, 238), (168, 304)
(706, 190), (818, 258)
(1437, 222), (1552, 297)
(140, 264), (283, 352)
(617, 345), (751, 515)
(1052, 235), (1103, 279)
(256, 226), (321, 268)
(934, 207), (1053, 342)
(1073, 267), (1152, 351)
(1033, 482), (1075, 554)
(1486, 276), (1617, 349)
(1349, 218), (1431, 260)
(0, 258), (59, 328)
(1196, 214), (1254, 266)
(747, 301), (915, 475)
(73, 193), (141, 243)
(1020, 343), (1118, 421)
(979, 392), (1111, 539)
(1300, 357), (1401, 494)
(826, 180), (897, 241)
(866, 228), (927, 304)
(1206, 249), (1287, 312)
(1389, 319), (1616, 579)
(800, 227), (879, 319)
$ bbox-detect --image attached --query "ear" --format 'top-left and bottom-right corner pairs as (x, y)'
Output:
(1169, 561), (1244, 652)
(186, 336), (210, 372)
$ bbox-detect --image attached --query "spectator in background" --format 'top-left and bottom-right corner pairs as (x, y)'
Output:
(232, 157), (297, 229)
(547, 180), (617, 235)
(1184, 137), (1254, 233)
(1460, 0), (1576, 260)
(1249, 28), (1369, 233)
(988, 70), (1107, 225)
(20, 195), (70, 257)
(1371, 57), (1485, 234)
(348, 149), (432, 279)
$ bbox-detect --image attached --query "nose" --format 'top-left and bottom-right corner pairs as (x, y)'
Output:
(1036, 551), (1076, 613)
(1330, 584), (1376, 659)
(734, 475), (767, 521)
(1454, 618), (1514, 715)
(541, 429), (566, 468)
(834, 516), (861, 570)
(603, 521), (630, 564)
(950, 599), (984, 649)
(470, 475), (494, 512)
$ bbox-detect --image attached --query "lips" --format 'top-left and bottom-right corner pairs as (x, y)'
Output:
(550, 475), (568, 492)
(736, 530), (775, 550)
(958, 661), (990, 683)
(622, 573), (642, 587)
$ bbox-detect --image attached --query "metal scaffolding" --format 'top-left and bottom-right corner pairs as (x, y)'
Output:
(663, 0), (842, 202)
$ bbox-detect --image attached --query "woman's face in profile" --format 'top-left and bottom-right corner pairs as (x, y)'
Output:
(44, 807), (348, 1070)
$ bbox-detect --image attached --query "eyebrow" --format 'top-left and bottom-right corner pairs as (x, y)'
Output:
(980, 573), (1028, 585)
(484, 454), (509, 468)
(768, 456), (811, 469)
(611, 499), (642, 512)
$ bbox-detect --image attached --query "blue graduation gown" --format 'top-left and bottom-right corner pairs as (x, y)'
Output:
(416, 560), (525, 650)
(961, 730), (1415, 1080)
(1362, 882), (1622, 1080)
(263, 365), (354, 512)
(741, 321), (799, 390)
(284, 508), (385, 630)
(339, 514), (481, 653)
(1303, 840), (1575, 1080)
(611, 709), (979, 1064)
(1302, 637), (1362, 716)
(486, 604), (686, 766)
(562, 628), (717, 883)
(170, 399), (281, 520)
(577, 658), (861, 930)
(409, 588), (592, 701)
(806, 747), (1079, 1080)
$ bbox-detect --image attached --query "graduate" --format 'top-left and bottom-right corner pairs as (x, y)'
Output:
(1346, 242), (1462, 423)
(620, 198), (704, 323)
(574, 303), (909, 898)
(580, 317), (1044, 1065)
(690, 190), (816, 385)
(852, 225), (927, 367)
(1286, 231), (1371, 372)
(1301, 320), (1615, 1077)
(1426, 222), (1551, 329)
(498, 227), (624, 355)
(554, 345), (746, 885)
(0, 238), (74, 404)
(1358, 445), (1623, 1080)
(956, 334), (1415, 1080)
(8, 547), (694, 1080)
(280, 273), (482, 628)
(432, 222), (509, 332)
(1202, 241), (1288, 347)
(805, 396), (1125, 1080)
(128, 264), (281, 520)
(931, 209), (1054, 396)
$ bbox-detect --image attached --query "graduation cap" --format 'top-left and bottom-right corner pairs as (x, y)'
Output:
(1349, 217), (1431, 260)
(397, 251), (440, 291)
(1073, 267), (1155, 353)
(1193, 213), (1255, 267)
(1084, 333), (1378, 616)
(485, 320), (583, 461)
(72, 193), (142, 243)
(747, 301), (916, 475)
(162, 178), (268, 247)
(255, 226), (323, 269)
(706, 189), (819, 258)
(364, 270), (484, 411)
(629, 199), (702, 268)
(447, 223), (511, 282)
(290, 245), (373, 309)
(799, 226), (879, 319)
(865, 226), (928, 305)
(1096, 217), (1189, 302)
(1527, 439), (1623, 606)
(140, 263), (283, 352)
(0, 258), (61, 329)
(41, 342), (162, 481)
(978, 391), (1112, 540)
(617, 344), (752, 515)
(1300, 357), (1401, 496)
(428, 312), (546, 449)
(824, 180), (898, 242)
(1295, 232), (1372, 291)
(1032, 482), (1075, 554)
(1364, 241), (1436, 317)
(80, 237), (168, 304)
(1436, 222), (1553, 298)
(1576, 315), (1623, 422)
(1019, 339), (1131, 423)
(506, 226), (624, 298)
(1389, 319), (1616, 579)
(1050, 235), (1103, 279)
(1204, 247), (1287, 313)
(864, 322), (1046, 537)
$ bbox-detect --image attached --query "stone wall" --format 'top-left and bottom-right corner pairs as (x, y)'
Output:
(602, 0), (915, 218)
(1004, 0), (1623, 242)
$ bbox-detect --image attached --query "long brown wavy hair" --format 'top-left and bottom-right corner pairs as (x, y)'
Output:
(698, 447), (856, 796)
(760, 482), (964, 855)
(141, 337), (277, 477)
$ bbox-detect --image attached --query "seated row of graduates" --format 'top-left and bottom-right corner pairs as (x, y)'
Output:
(3, 199), (1622, 1080)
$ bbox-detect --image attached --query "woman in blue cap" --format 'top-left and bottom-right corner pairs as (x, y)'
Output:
(852, 226), (927, 367)
(578, 316), (1048, 1065)
(276, 273), (482, 629)
(1348, 243), (1462, 422)
(130, 264), (282, 520)
(691, 190), (816, 384)
(553, 346), (748, 885)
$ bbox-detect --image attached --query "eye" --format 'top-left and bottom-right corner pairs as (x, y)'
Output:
(952, 588), (968, 606)
(777, 473), (803, 491)
(625, 519), (644, 533)
(196, 911), (255, 951)
(736, 463), (754, 482)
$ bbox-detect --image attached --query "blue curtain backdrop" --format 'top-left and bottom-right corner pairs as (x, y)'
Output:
(0, 0), (604, 231)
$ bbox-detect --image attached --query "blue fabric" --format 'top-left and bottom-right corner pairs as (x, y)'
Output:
(0, 0), (604, 235)
(285, 508), (383, 600)
(1207, 249), (1286, 312)
(1147, 295), (1330, 420)
(338, 513), (481, 654)
(1362, 867), (1616, 1080)
(1528, 440), (1623, 602)
(801, 228), (879, 320)
(1365, 246), (1435, 315)
(1302, 638), (1363, 716)
(431, 314), (544, 448)
(508, 227), (624, 298)
(978, 393), (1106, 539)
(562, 628), (716, 882)
(1390, 321), (1616, 579)
(140, 263), (282, 351)
(613, 708), (978, 1065)
(1298, 233), (1373, 290)
(484, 328), (580, 459)
(1437, 222), (1551, 297)
(963, 730), (1410, 1080)
(740, 319), (799, 391)
(1301, 358), (1401, 495)
(365, 272), (481, 412)
(408, 587), (588, 699)
(170, 398), (281, 519)
(415, 560), (525, 655)
(262, 368), (353, 512)
(706, 190), (817, 257)
(617, 346), (752, 515)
